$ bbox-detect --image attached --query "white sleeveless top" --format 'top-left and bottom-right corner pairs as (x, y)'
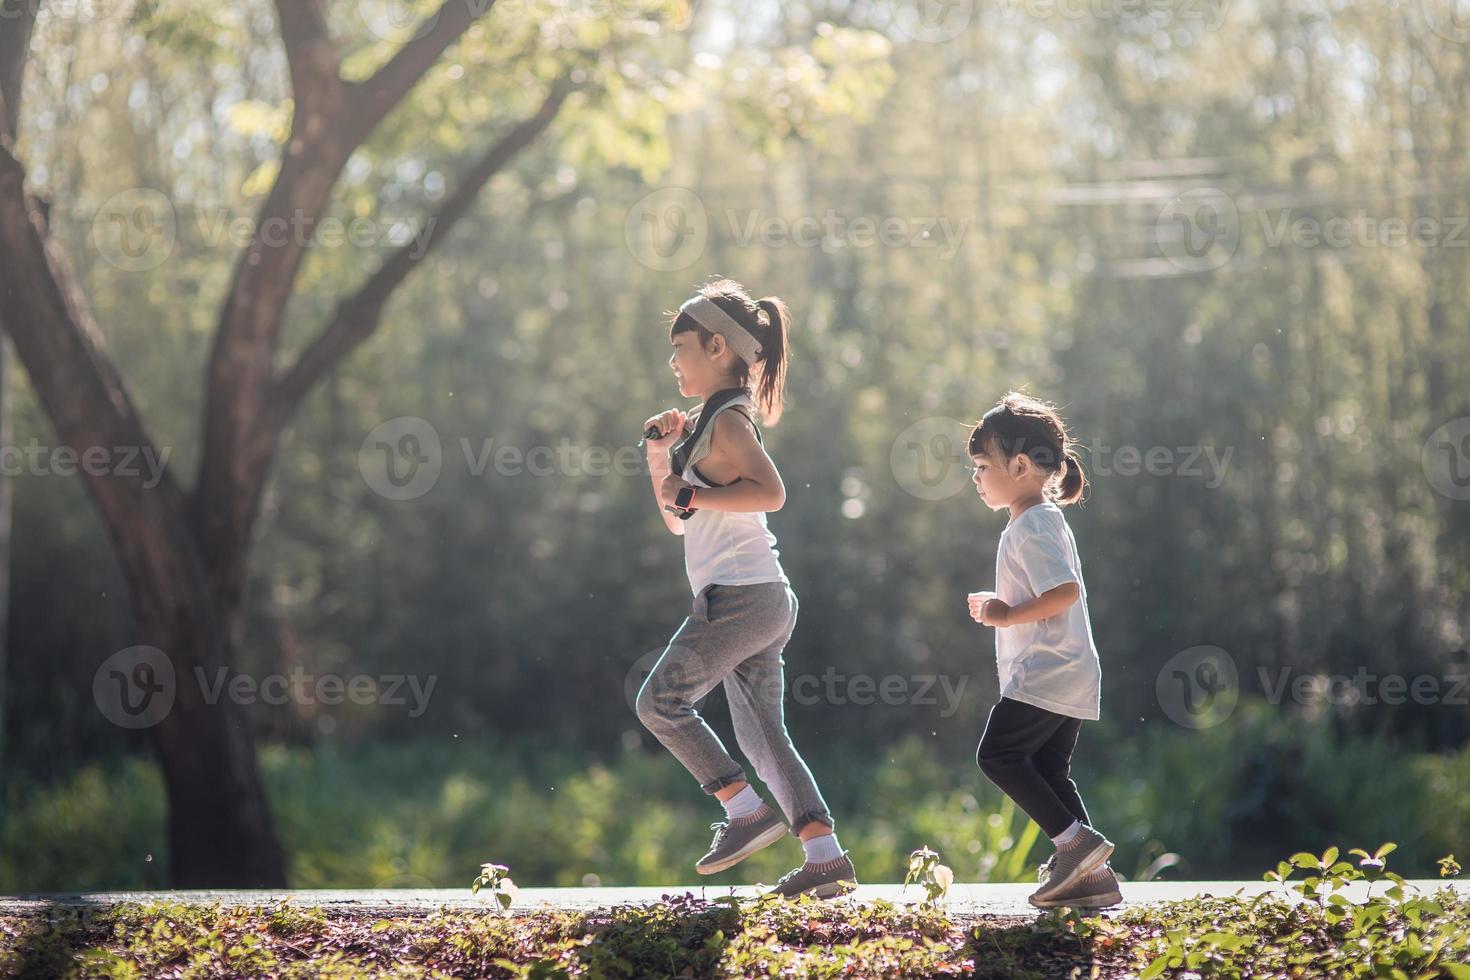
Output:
(682, 461), (789, 596)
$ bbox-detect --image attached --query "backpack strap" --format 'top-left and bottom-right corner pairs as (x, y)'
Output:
(668, 388), (758, 478)
(723, 405), (762, 445)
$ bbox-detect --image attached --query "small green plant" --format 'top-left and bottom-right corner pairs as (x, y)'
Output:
(1136, 842), (1470, 979)
(1261, 843), (1403, 910)
(1441, 854), (1462, 878)
(470, 861), (518, 911)
(902, 845), (954, 908)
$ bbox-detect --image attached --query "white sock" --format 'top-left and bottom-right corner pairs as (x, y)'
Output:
(802, 832), (843, 865)
(720, 785), (764, 821)
(1051, 820), (1083, 846)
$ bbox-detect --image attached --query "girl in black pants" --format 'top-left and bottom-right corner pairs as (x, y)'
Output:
(964, 391), (1120, 909)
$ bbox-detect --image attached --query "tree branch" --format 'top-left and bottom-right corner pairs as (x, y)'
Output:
(0, 0), (181, 522)
(274, 76), (573, 419)
(189, 0), (496, 612)
(0, 159), (192, 593)
(344, 0), (495, 143)
(274, 0), (342, 111)
(0, 0), (37, 140)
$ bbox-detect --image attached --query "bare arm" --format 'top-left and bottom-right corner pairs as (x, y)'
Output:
(970, 582), (1081, 627)
(665, 411), (785, 514)
(647, 444), (685, 536)
(643, 409), (686, 536)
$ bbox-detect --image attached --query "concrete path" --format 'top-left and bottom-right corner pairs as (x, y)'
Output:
(3, 880), (1466, 919)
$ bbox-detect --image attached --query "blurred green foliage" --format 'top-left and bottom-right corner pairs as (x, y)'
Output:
(5, 702), (1467, 890)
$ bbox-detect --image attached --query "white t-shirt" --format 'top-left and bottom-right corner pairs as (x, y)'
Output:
(991, 500), (1101, 720)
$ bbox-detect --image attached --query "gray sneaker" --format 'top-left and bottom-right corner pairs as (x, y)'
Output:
(695, 807), (788, 875)
(1029, 825), (1114, 904)
(770, 852), (859, 900)
(1030, 861), (1122, 909)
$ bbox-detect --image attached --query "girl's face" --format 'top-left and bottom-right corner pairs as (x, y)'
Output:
(969, 439), (1037, 512)
(668, 328), (736, 399)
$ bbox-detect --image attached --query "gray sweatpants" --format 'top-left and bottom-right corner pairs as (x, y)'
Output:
(635, 581), (834, 836)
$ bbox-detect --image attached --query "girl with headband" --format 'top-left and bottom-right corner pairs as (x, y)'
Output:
(637, 278), (857, 900)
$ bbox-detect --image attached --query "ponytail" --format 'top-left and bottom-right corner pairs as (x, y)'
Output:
(753, 296), (789, 426)
(970, 390), (1088, 506)
(1055, 449), (1088, 506)
(671, 279), (792, 426)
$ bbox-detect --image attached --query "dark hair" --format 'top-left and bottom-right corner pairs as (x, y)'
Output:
(669, 278), (790, 426)
(967, 390), (1088, 506)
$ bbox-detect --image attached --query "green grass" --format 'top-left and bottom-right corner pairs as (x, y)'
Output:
(4, 698), (1470, 891)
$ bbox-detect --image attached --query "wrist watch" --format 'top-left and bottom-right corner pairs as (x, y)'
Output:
(674, 484), (698, 517)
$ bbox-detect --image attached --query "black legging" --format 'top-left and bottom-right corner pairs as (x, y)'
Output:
(976, 696), (1091, 838)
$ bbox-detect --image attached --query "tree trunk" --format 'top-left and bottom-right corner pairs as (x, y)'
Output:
(0, 154), (288, 884)
(145, 583), (286, 887)
(0, 336), (11, 811)
(1, 0), (566, 885)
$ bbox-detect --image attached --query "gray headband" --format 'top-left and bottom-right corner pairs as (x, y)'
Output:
(680, 295), (763, 365)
